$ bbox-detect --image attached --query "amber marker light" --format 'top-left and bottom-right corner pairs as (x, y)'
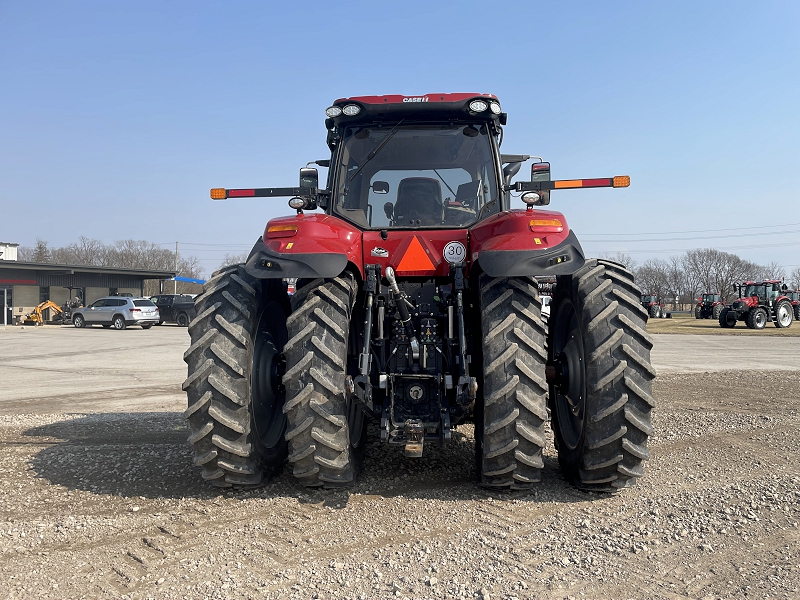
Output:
(529, 218), (564, 233)
(553, 179), (584, 189)
(266, 224), (299, 238)
(613, 175), (631, 188)
(210, 188), (227, 199)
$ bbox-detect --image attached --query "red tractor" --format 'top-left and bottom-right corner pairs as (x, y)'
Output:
(640, 293), (666, 319)
(184, 93), (654, 493)
(785, 290), (800, 320)
(694, 293), (725, 320)
(719, 280), (793, 329)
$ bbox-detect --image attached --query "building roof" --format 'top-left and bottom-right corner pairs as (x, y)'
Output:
(0, 260), (175, 279)
(0, 242), (20, 246)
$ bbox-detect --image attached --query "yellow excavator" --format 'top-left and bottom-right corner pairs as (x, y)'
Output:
(22, 300), (65, 326)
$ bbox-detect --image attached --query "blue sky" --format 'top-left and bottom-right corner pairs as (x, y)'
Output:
(1, 1), (798, 277)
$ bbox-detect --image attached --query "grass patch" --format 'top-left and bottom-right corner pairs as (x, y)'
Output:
(646, 311), (800, 336)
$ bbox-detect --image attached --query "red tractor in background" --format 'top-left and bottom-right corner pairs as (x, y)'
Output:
(695, 293), (725, 320)
(719, 280), (793, 329)
(184, 93), (654, 494)
(641, 293), (667, 319)
(784, 290), (800, 320)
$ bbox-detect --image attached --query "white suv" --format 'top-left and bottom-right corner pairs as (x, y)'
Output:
(72, 297), (160, 330)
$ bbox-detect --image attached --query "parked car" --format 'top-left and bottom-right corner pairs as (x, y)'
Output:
(149, 294), (196, 326)
(541, 295), (552, 321)
(72, 297), (159, 330)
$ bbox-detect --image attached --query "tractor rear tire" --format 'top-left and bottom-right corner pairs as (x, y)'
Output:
(183, 264), (290, 488)
(712, 304), (723, 320)
(549, 259), (655, 492)
(694, 305), (701, 319)
(774, 300), (793, 328)
(649, 305), (659, 319)
(746, 307), (767, 330)
(719, 307), (736, 328)
(281, 273), (366, 488)
(476, 274), (548, 489)
(795, 305), (800, 320)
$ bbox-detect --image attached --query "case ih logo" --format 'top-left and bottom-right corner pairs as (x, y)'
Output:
(403, 97), (429, 103)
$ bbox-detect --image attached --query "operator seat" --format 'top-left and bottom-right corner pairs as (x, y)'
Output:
(394, 177), (443, 226)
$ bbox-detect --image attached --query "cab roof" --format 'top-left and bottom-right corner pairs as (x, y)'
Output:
(325, 93), (506, 127)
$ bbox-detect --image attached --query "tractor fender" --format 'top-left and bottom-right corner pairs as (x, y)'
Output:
(471, 208), (585, 277)
(476, 231), (585, 277)
(245, 214), (363, 280)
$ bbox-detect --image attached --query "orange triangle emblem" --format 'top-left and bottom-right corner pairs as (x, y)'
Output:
(396, 236), (436, 274)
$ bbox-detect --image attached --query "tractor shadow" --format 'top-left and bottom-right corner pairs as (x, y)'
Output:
(23, 413), (592, 505)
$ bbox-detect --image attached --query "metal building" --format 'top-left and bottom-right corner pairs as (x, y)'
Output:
(0, 261), (175, 325)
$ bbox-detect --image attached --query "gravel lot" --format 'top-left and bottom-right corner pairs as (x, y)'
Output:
(1, 326), (799, 599)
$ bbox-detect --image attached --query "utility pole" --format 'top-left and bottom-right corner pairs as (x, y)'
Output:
(174, 241), (178, 294)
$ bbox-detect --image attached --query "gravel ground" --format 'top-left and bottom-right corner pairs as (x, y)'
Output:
(1, 366), (799, 599)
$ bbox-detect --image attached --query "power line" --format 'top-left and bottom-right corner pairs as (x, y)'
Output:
(582, 221), (800, 236)
(582, 229), (800, 243)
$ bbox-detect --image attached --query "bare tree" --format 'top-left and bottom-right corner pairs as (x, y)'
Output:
(218, 252), (249, 269)
(635, 259), (670, 301)
(790, 267), (800, 289)
(598, 251), (637, 272)
(755, 261), (785, 282)
(682, 248), (757, 302)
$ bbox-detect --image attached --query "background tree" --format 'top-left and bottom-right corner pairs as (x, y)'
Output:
(790, 267), (800, 289)
(218, 252), (249, 270)
(598, 251), (637, 272)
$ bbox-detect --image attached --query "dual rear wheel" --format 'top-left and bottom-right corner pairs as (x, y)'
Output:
(475, 259), (654, 491)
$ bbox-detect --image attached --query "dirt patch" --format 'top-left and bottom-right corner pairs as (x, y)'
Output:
(1, 371), (799, 599)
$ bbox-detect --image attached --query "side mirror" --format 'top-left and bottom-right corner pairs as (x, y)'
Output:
(384, 202), (394, 221)
(299, 167), (319, 210)
(372, 181), (389, 194)
(300, 167), (318, 190)
(530, 161), (551, 206)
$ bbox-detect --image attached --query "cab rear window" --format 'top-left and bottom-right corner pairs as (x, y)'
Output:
(133, 300), (156, 307)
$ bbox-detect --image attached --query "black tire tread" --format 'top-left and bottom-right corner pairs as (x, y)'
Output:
(478, 274), (547, 489)
(183, 264), (280, 488)
(282, 274), (359, 487)
(554, 259), (655, 492)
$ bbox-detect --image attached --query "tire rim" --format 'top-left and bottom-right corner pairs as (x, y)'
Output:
(552, 299), (586, 451)
(114, 318), (123, 329)
(777, 304), (791, 327)
(252, 301), (288, 449)
(755, 310), (766, 328)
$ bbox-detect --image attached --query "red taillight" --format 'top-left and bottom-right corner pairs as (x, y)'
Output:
(129, 308), (141, 313)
